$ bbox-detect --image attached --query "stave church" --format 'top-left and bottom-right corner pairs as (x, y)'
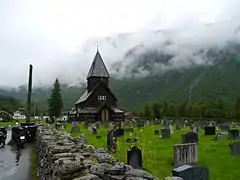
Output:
(68, 49), (124, 122)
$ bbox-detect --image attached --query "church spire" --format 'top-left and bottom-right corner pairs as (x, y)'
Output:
(87, 50), (110, 79)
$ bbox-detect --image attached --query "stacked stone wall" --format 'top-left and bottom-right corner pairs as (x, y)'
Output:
(36, 124), (156, 180)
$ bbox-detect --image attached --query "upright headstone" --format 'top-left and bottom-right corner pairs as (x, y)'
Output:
(192, 125), (198, 134)
(228, 129), (239, 140)
(115, 128), (124, 137)
(182, 132), (198, 144)
(172, 164), (209, 180)
(127, 146), (142, 169)
(204, 126), (216, 135)
(169, 125), (174, 134)
(173, 143), (198, 167)
(161, 128), (171, 139)
(176, 121), (182, 130)
(92, 127), (97, 135)
(71, 125), (79, 133)
(107, 129), (117, 152)
(230, 141), (240, 156)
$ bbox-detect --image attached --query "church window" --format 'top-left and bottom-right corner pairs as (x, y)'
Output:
(98, 95), (106, 101)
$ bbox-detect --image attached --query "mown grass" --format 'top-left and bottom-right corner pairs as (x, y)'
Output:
(64, 123), (240, 180)
(30, 142), (39, 180)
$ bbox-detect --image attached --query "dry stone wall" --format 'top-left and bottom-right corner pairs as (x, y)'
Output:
(36, 124), (156, 180)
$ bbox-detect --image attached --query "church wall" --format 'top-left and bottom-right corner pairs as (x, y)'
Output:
(85, 83), (116, 107)
(87, 77), (108, 92)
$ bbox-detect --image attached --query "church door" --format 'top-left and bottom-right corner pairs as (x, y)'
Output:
(101, 108), (109, 121)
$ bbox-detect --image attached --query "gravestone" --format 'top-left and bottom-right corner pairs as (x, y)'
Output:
(161, 128), (170, 139)
(192, 125), (198, 134)
(169, 125), (174, 134)
(214, 132), (226, 141)
(115, 128), (124, 137)
(204, 126), (216, 135)
(71, 125), (79, 133)
(176, 121), (182, 130)
(154, 130), (160, 135)
(230, 141), (240, 156)
(228, 129), (239, 140)
(107, 129), (117, 152)
(172, 164), (209, 180)
(127, 146), (142, 169)
(182, 132), (198, 144)
(92, 127), (97, 135)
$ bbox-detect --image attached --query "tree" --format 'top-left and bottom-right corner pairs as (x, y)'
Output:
(143, 104), (151, 118)
(151, 102), (161, 119)
(48, 78), (63, 120)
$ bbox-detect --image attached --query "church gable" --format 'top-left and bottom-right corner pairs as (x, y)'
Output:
(84, 81), (117, 107)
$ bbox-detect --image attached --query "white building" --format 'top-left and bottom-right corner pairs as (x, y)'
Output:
(13, 111), (26, 119)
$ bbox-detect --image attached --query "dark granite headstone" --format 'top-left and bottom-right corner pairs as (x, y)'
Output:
(107, 129), (117, 152)
(182, 132), (198, 144)
(172, 164), (209, 180)
(127, 146), (142, 169)
(204, 126), (216, 135)
(230, 141), (240, 156)
(228, 129), (239, 140)
(116, 128), (124, 137)
(154, 130), (160, 135)
(161, 128), (170, 139)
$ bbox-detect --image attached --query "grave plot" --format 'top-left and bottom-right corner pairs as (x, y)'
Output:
(63, 122), (240, 180)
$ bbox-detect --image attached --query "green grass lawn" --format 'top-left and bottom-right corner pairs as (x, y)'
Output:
(64, 123), (240, 180)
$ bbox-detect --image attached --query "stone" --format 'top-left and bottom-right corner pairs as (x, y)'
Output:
(125, 169), (154, 180)
(116, 128), (125, 137)
(204, 126), (216, 135)
(92, 127), (98, 135)
(107, 129), (117, 152)
(176, 121), (182, 130)
(173, 143), (198, 167)
(161, 128), (170, 139)
(90, 152), (116, 164)
(230, 141), (240, 156)
(172, 164), (209, 180)
(73, 174), (101, 180)
(127, 146), (142, 169)
(219, 123), (230, 131)
(165, 177), (183, 180)
(214, 132), (226, 141)
(228, 129), (239, 140)
(182, 132), (198, 144)
(71, 124), (79, 133)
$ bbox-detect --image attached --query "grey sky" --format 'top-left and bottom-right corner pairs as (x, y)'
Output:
(0, 0), (239, 87)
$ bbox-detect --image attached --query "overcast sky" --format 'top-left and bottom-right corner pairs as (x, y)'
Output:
(0, 0), (239, 87)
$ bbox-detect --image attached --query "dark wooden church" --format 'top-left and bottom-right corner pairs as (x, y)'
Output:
(69, 50), (124, 122)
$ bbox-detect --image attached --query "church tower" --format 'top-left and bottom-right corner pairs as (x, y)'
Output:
(86, 50), (110, 92)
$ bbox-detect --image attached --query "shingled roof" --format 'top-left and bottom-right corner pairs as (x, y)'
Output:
(87, 50), (110, 79)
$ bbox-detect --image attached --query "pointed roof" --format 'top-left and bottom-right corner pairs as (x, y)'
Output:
(87, 51), (110, 79)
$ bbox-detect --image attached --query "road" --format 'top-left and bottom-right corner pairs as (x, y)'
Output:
(0, 130), (32, 180)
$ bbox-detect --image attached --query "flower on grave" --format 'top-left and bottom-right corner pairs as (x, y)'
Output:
(141, 129), (143, 132)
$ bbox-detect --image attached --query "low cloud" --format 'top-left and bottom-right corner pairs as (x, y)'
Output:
(1, 0), (240, 87)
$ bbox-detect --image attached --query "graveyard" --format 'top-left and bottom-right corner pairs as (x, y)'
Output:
(63, 122), (240, 180)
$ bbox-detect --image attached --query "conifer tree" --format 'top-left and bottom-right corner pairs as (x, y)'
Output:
(48, 78), (63, 120)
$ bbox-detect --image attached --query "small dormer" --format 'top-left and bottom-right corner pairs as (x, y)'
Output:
(87, 50), (110, 92)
